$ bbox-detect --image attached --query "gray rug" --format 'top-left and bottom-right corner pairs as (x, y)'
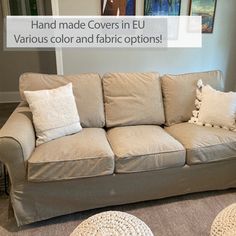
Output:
(0, 189), (236, 236)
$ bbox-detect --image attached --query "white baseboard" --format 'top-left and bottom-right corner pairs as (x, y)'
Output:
(0, 91), (20, 103)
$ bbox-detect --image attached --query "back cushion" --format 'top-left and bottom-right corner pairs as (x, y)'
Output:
(20, 73), (105, 128)
(161, 70), (224, 126)
(103, 72), (165, 128)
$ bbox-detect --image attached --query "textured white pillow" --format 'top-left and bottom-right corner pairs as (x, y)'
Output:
(24, 83), (82, 146)
(189, 80), (236, 131)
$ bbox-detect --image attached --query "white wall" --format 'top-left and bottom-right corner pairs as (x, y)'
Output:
(0, 1), (56, 102)
(57, 0), (236, 91)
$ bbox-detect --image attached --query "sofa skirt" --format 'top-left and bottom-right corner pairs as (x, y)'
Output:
(10, 159), (236, 226)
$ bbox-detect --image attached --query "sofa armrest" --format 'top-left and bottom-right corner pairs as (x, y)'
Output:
(0, 102), (36, 185)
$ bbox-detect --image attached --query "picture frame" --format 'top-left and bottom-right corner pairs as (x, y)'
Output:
(144, 0), (181, 16)
(189, 0), (217, 33)
(101, 0), (136, 16)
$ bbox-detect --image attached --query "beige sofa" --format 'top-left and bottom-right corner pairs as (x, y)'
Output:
(0, 70), (236, 226)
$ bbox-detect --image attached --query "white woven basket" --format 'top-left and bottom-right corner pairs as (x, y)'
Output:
(211, 203), (236, 236)
(70, 211), (154, 236)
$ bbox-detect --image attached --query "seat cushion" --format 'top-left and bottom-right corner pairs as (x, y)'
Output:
(20, 73), (105, 128)
(107, 125), (185, 173)
(161, 70), (223, 126)
(28, 128), (114, 182)
(103, 73), (165, 128)
(165, 123), (236, 165)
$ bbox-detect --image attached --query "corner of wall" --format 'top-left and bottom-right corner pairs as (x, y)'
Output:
(51, 0), (64, 75)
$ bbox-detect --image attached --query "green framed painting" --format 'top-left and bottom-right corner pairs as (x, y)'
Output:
(144, 0), (181, 16)
(189, 0), (217, 33)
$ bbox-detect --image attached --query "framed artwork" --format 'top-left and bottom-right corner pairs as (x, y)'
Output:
(101, 0), (136, 16)
(189, 0), (217, 33)
(144, 0), (181, 16)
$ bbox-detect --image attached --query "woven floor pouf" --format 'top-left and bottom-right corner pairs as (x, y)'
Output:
(70, 211), (154, 236)
(211, 203), (236, 236)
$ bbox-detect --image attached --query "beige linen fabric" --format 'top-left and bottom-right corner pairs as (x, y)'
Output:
(1, 109), (236, 225)
(165, 122), (236, 165)
(24, 83), (82, 146)
(20, 73), (105, 128)
(0, 103), (35, 184)
(28, 128), (114, 182)
(11, 160), (236, 226)
(161, 70), (224, 126)
(0, 102), (35, 161)
(103, 73), (165, 127)
(107, 125), (185, 173)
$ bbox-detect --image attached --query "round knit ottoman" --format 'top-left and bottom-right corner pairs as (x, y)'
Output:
(70, 211), (154, 236)
(211, 203), (236, 236)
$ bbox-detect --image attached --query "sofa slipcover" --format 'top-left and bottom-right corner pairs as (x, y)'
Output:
(28, 128), (114, 182)
(0, 103), (35, 185)
(107, 125), (185, 173)
(1, 71), (236, 227)
(165, 122), (236, 165)
(10, 160), (236, 226)
(20, 73), (105, 128)
(161, 70), (224, 126)
(103, 73), (165, 127)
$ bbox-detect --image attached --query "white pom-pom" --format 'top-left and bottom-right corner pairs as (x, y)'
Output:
(197, 79), (203, 89)
(196, 122), (203, 126)
(196, 89), (202, 101)
(205, 123), (212, 127)
(214, 125), (220, 129)
(222, 126), (229, 130)
(189, 117), (198, 123)
(195, 100), (202, 109)
(192, 110), (199, 118)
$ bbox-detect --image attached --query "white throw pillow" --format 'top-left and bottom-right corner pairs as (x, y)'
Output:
(189, 80), (236, 131)
(24, 83), (82, 146)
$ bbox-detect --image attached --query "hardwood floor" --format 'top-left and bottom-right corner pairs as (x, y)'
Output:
(0, 103), (19, 128)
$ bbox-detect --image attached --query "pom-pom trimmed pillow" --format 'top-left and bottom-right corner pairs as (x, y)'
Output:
(189, 80), (236, 131)
(24, 83), (82, 146)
